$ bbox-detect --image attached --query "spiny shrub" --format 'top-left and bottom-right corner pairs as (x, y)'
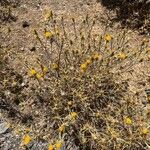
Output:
(1, 10), (150, 150)
(22, 11), (150, 149)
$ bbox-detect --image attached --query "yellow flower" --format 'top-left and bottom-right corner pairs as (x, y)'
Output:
(105, 34), (112, 42)
(51, 63), (59, 70)
(85, 59), (92, 65)
(45, 31), (53, 39)
(55, 141), (63, 150)
(3, 79), (8, 87)
(58, 124), (65, 133)
(111, 130), (119, 138)
(36, 73), (43, 80)
(80, 63), (87, 71)
(68, 101), (73, 106)
(117, 53), (127, 60)
(141, 127), (149, 135)
(23, 134), (31, 145)
(29, 69), (37, 76)
(48, 144), (54, 150)
(44, 10), (53, 21)
(95, 112), (100, 118)
(91, 133), (98, 140)
(12, 80), (17, 86)
(71, 112), (78, 120)
(92, 53), (102, 60)
(43, 66), (48, 73)
(124, 117), (132, 125)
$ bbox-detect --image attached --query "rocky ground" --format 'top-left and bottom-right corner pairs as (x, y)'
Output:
(0, 0), (150, 150)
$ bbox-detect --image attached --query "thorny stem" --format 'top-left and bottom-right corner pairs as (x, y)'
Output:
(72, 18), (77, 39)
(61, 16), (67, 39)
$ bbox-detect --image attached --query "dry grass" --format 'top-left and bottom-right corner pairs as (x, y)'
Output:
(0, 1), (150, 150)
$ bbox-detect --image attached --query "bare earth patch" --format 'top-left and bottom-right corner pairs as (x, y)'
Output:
(0, 0), (150, 150)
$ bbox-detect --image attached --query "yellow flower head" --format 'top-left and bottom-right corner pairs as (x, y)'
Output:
(92, 53), (102, 60)
(48, 144), (54, 150)
(124, 117), (132, 125)
(51, 63), (59, 70)
(105, 34), (112, 42)
(91, 133), (98, 140)
(43, 66), (48, 74)
(36, 73), (43, 80)
(29, 68), (37, 76)
(117, 52), (127, 60)
(44, 10), (53, 21)
(85, 59), (92, 65)
(23, 134), (31, 145)
(55, 141), (63, 150)
(141, 127), (149, 135)
(95, 112), (100, 118)
(58, 124), (65, 133)
(80, 63), (87, 71)
(111, 130), (119, 139)
(68, 101), (73, 106)
(71, 112), (78, 120)
(45, 31), (53, 39)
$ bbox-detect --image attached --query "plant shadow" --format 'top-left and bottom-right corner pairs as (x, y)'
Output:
(97, 0), (150, 35)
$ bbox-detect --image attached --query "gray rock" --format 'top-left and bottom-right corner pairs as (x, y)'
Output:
(0, 122), (9, 134)
(29, 141), (48, 150)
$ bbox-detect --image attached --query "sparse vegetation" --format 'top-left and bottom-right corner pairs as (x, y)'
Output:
(0, 1), (150, 150)
(99, 0), (150, 35)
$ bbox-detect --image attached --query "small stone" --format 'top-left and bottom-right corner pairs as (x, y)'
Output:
(0, 122), (9, 134)
(22, 21), (30, 28)
(30, 47), (36, 52)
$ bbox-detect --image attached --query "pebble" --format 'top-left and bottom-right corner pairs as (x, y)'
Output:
(0, 122), (9, 134)
(22, 21), (30, 28)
